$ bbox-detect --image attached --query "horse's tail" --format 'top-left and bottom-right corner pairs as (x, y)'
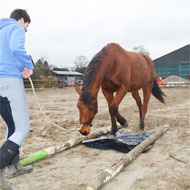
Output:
(141, 53), (165, 104)
(152, 79), (165, 103)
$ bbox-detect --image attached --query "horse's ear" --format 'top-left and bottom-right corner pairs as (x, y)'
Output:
(75, 85), (82, 95)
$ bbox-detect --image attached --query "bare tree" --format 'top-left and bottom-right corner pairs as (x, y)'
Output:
(33, 57), (50, 77)
(74, 55), (89, 74)
(133, 45), (150, 56)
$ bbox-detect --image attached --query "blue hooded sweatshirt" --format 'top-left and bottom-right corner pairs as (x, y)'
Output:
(0, 18), (34, 79)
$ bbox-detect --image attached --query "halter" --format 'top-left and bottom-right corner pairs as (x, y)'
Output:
(81, 116), (94, 126)
(80, 97), (97, 127)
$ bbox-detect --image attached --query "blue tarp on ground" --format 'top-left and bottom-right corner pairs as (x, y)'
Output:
(82, 131), (153, 153)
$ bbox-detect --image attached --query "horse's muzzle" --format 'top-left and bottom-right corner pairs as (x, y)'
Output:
(79, 124), (91, 136)
(79, 130), (88, 136)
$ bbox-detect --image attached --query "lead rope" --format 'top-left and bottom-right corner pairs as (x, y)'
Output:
(28, 77), (77, 134)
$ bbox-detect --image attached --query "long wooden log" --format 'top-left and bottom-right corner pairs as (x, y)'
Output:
(20, 126), (114, 166)
(86, 124), (169, 190)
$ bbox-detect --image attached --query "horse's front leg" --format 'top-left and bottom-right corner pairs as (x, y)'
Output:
(116, 111), (128, 127)
(101, 88), (117, 135)
(102, 88), (127, 135)
(109, 86), (128, 135)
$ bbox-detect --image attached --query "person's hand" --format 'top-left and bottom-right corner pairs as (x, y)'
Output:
(22, 67), (33, 78)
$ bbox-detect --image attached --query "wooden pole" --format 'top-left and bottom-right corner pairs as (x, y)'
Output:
(20, 126), (113, 165)
(86, 124), (169, 190)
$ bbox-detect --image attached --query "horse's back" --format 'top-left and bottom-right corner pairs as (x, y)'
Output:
(101, 44), (156, 91)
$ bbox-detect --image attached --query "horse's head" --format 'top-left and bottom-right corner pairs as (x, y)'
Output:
(75, 85), (98, 136)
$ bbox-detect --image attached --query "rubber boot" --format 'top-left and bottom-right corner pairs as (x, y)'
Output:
(4, 164), (33, 178)
(0, 169), (12, 190)
(0, 140), (19, 190)
(4, 151), (33, 178)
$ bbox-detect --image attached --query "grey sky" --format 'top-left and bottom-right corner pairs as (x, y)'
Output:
(0, 0), (189, 67)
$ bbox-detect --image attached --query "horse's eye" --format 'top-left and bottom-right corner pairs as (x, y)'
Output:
(89, 108), (93, 111)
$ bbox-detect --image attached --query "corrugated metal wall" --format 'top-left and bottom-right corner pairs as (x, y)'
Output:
(179, 64), (190, 79)
(154, 45), (190, 79)
(155, 64), (190, 79)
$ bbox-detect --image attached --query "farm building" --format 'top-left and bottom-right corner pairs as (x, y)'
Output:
(153, 44), (190, 80)
(52, 71), (83, 87)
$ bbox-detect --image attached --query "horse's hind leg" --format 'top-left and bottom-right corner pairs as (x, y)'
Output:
(141, 86), (152, 130)
(131, 91), (143, 129)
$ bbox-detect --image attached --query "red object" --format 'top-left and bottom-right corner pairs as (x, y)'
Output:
(157, 77), (166, 86)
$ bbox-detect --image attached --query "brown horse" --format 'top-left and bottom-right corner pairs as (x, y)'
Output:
(75, 43), (165, 136)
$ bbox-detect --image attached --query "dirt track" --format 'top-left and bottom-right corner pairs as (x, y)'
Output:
(0, 86), (190, 190)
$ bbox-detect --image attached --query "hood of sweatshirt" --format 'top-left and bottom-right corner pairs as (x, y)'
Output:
(0, 18), (34, 78)
(0, 18), (17, 30)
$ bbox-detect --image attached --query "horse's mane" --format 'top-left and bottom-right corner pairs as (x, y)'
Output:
(82, 52), (102, 90)
(80, 52), (102, 105)
(80, 44), (111, 104)
(82, 44), (115, 90)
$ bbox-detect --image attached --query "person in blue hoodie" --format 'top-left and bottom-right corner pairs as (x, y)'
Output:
(0, 9), (34, 190)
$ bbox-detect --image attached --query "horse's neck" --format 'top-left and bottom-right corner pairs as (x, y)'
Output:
(85, 62), (106, 98)
(88, 83), (100, 98)
(89, 68), (106, 97)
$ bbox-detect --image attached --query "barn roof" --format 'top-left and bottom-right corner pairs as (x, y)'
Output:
(153, 44), (190, 66)
(53, 71), (83, 76)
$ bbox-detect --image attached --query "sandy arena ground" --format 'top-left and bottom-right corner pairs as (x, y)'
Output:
(0, 86), (190, 190)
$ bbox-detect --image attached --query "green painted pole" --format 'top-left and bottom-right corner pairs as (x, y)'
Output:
(20, 124), (123, 166)
(20, 150), (48, 166)
(117, 123), (123, 129)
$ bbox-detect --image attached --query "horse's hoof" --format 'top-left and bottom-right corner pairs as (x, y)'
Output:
(109, 135), (116, 139)
(140, 121), (144, 131)
(123, 121), (128, 128)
